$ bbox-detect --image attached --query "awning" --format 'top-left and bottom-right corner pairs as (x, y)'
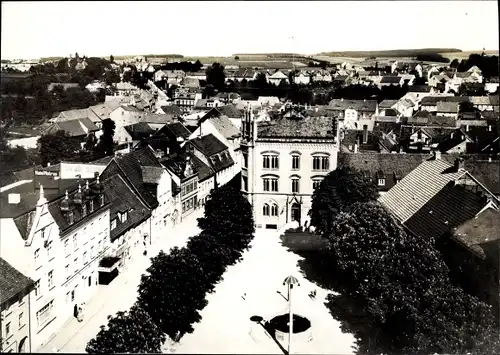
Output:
(98, 256), (120, 273)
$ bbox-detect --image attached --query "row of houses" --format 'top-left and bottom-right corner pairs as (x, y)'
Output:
(0, 105), (244, 352)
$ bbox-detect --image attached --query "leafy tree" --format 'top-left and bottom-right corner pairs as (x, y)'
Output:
(252, 72), (268, 89)
(38, 130), (80, 166)
(205, 62), (226, 91)
(309, 165), (379, 236)
(86, 303), (165, 354)
(202, 84), (215, 98)
(84, 133), (98, 151)
(325, 202), (500, 354)
(450, 58), (460, 69)
(109, 55), (114, 63)
(137, 247), (208, 340)
(234, 55), (239, 60)
(0, 145), (40, 172)
(96, 119), (116, 156)
(197, 184), (255, 250)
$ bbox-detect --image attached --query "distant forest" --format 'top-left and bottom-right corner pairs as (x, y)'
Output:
(318, 48), (462, 58)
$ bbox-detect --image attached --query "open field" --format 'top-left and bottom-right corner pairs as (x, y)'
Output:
(316, 48), (462, 58)
(439, 50), (499, 60)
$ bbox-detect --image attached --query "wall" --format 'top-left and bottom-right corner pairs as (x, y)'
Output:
(0, 291), (33, 353)
(7, 136), (40, 149)
(248, 140), (338, 230)
(59, 163), (107, 180)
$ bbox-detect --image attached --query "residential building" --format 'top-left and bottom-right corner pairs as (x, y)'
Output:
(0, 258), (35, 353)
(174, 91), (203, 112)
(241, 108), (339, 229)
(327, 99), (378, 130)
(0, 178), (111, 350)
(267, 71), (289, 86)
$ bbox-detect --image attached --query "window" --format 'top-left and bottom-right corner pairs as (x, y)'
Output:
(313, 178), (324, 191)
(271, 204), (279, 216)
(89, 200), (94, 212)
(71, 290), (75, 302)
(122, 211), (128, 222)
(291, 178), (300, 193)
(64, 239), (69, 255)
(5, 322), (11, 337)
(111, 219), (117, 230)
(263, 203), (270, 216)
(262, 154), (279, 169)
(48, 270), (54, 289)
(242, 152), (248, 168)
(263, 177), (279, 192)
(291, 155), (300, 170)
(378, 178), (386, 186)
(73, 235), (78, 251)
(65, 265), (70, 278)
(34, 280), (40, 297)
(84, 251), (88, 265)
(19, 312), (24, 328)
(98, 240), (102, 252)
(312, 155), (329, 171)
(34, 248), (40, 267)
(46, 241), (53, 259)
(90, 246), (95, 258)
(66, 292), (71, 304)
(36, 300), (54, 328)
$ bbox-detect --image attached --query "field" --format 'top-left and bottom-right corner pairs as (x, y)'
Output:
(439, 50), (499, 60)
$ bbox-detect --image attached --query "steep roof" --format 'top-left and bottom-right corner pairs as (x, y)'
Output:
(380, 76), (402, 84)
(45, 118), (99, 137)
(379, 99), (398, 109)
(190, 133), (228, 156)
(436, 101), (459, 113)
(216, 104), (245, 119)
(101, 174), (151, 242)
(257, 116), (337, 139)
(209, 115), (241, 139)
(160, 105), (183, 115)
(164, 122), (192, 139)
(124, 122), (155, 141)
(141, 113), (174, 125)
(0, 258), (34, 307)
(379, 158), (467, 223)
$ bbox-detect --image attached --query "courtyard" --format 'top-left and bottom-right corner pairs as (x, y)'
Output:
(174, 228), (356, 354)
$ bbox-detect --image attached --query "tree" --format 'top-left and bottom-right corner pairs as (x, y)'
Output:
(203, 84), (215, 99)
(197, 184), (255, 251)
(86, 303), (165, 354)
(137, 247), (208, 340)
(234, 56), (239, 60)
(0, 145), (40, 172)
(84, 133), (97, 151)
(450, 58), (460, 69)
(109, 55), (114, 63)
(96, 119), (116, 156)
(308, 165), (379, 236)
(38, 130), (80, 166)
(205, 62), (226, 91)
(325, 202), (500, 354)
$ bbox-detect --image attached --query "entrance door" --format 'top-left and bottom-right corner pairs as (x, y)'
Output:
(88, 276), (92, 287)
(18, 336), (27, 352)
(291, 203), (301, 224)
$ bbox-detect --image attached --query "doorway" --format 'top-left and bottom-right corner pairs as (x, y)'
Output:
(18, 336), (27, 352)
(291, 203), (301, 224)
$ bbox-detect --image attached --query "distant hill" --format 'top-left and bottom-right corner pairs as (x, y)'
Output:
(317, 48), (462, 58)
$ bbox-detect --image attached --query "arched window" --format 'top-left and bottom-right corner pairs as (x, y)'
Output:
(263, 203), (270, 216)
(271, 203), (279, 216)
(290, 176), (300, 193)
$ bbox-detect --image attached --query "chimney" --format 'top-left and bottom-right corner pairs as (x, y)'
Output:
(94, 171), (99, 179)
(434, 150), (442, 160)
(354, 143), (359, 153)
(488, 156), (492, 163)
(454, 157), (465, 172)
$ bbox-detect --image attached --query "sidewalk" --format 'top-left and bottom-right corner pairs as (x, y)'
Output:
(37, 209), (204, 353)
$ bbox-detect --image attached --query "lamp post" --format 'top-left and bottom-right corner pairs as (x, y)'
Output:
(283, 275), (300, 354)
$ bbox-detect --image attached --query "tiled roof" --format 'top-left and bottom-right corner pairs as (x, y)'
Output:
(453, 208), (500, 258)
(0, 258), (34, 306)
(404, 181), (489, 240)
(340, 152), (428, 191)
(164, 122), (191, 139)
(257, 116), (338, 139)
(442, 156), (500, 195)
(190, 133), (228, 156)
(207, 149), (235, 173)
(420, 96), (468, 106)
(436, 101), (459, 113)
(163, 153), (198, 181)
(46, 118), (99, 137)
(328, 99), (377, 112)
(215, 105), (245, 118)
(379, 99), (398, 109)
(141, 166), (164, 184)
(189, 153), (214, 182)
(56, 108), (90, 122)
(210, 114), (241, 140)
(124, 122), (155, 141)
(160, 105), (183, 115)
(101, 174), (151, 242)
(100, 148), (162, 209)
(141, 113), (174, 125)
(380, 76), (402, 84)
(379, 158), (466, 222)
(409, 85), (432, 93)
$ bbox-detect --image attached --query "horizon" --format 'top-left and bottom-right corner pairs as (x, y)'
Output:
(1, 1), (499, 60)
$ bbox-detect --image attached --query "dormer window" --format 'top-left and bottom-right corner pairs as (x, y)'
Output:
(111, 219), (117, 230)
(89, 200), (94, 213)
(121, 211), (128, 223)
(81, 204), (87, 217)
(378, 178), (386, 186)
(68, 210), (74, 225)
(100, 194), (105, 206)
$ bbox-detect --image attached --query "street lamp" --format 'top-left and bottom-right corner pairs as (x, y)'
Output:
(283, 275), (300, 354)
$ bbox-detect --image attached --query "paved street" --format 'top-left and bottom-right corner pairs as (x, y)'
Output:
(37, 210), (203, 353)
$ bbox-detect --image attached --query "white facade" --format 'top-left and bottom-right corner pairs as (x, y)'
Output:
(7, 136), (40, 149)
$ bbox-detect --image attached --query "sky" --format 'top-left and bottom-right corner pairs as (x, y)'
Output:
(1, 1), (498, 60)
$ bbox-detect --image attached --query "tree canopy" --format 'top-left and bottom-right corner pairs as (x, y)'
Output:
(38, 130), (80, 166)
(85, 303), (165, 354)
(96, 119), (116, 156)
(205, 62), (226, 91)
(308, 165), (379, 236)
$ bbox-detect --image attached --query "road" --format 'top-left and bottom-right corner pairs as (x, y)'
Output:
(37, 210), (203, 353)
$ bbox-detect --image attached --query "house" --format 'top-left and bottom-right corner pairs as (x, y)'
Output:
(0, 178), (111, 350)
(436, 101), (460, 118)
(485, 77), (499, 94)
(141, 113), (175, 131)
(0, 258), (35, 353)
(185, 71), (206, 81)
(294, 71), (311, 85)
(339, 152), (429, 193)
(109, 105), (144, 143)
(435, 128), (473, 154)
(122, 122), (155, 149)
(379, 154), (499, 312)
(257, 96), (280, 107)
(163, 154), (199, 223)
(419, 95), (465, 112)
(428, 74), (451, 88)
(328, 99), (378, 130)
(469, 96), (499, 111)
(85, 81), (106, 93)
(156, 104), (183, 116)
(100, 147), (173, 237)
(379, 75), (404, 87)
(267, 71), (289, 86)
(113, 82), (139, 96)
(240, 109), (339, 229)
(399, 125), (457, 152)
(44, 117), (101, 149)
(174, 91), (203, 112)
(187, 134), (235, 188)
